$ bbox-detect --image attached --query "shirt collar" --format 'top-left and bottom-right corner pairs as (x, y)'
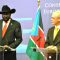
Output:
(55, 25), (60, 29)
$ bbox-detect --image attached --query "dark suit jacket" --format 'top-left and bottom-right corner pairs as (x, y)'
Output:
(0, 19), (22, 49)
(45, 26), (60, 52)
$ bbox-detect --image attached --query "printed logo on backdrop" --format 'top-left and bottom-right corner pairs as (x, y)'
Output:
(40, 0), (60, 15)
(44, 2), (60, 14)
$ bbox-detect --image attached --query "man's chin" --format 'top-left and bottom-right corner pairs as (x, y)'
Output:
(4, 20), (8, 22)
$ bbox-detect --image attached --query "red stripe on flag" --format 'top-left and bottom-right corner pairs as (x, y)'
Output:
(31, 27), (45, 48)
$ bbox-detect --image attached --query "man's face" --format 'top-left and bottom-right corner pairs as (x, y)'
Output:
(2, 13), (11, 22)
(51, 17), (60, 26)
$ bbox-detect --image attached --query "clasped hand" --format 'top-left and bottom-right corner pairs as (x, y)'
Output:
(3, 45), (11, 51)
(46, 45), (57, 51)
(3, 45), (9, 48)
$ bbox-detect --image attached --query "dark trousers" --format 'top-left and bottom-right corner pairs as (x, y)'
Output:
(58, 53), (60, 60)
(0, 51), (16, 60)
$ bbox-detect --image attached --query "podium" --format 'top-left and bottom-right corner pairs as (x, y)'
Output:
(0, 46), (16, 60)
(32, 47), (59, 60)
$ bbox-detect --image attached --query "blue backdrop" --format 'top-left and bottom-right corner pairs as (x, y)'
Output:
(0, 0), (37, 53)
(0, 0), (60, 53)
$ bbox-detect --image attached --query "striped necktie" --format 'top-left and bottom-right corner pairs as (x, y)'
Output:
(2, 22), (7, 37)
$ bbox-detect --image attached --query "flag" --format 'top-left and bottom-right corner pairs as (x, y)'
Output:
(26, 6), (45, 60)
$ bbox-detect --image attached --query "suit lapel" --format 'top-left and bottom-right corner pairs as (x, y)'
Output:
(53, 29), (60, 46)
(51, 26), (60, 41)
(54, 30), (60, 40)
(0, 20), (3, 39)
(51, 27), (55, 41)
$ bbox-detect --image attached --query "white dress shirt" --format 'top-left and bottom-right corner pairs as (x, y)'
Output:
(2, 19), (11, 30)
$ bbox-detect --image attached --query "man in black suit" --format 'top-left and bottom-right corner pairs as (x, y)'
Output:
(0, 5), (22, 60)
(45, 10), (60, 60)
(0, 5), (22, 49)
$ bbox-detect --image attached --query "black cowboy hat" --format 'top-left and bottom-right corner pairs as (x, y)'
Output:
(0, 5), (16, 14)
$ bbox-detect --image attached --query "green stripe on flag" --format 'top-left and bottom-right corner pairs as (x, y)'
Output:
(26, 5), (45, 60)
(26, 37), (44, 60)
(26, 38), (36, 58)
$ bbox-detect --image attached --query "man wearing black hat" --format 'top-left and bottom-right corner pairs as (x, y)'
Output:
(0, 5), (22, 50)
(0, 5), (22, 60)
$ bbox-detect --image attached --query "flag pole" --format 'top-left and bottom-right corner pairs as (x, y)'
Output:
(36, 0), (47, 60)
(37, 0), (40, 7)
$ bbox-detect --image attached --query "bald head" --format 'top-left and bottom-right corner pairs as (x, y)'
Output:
(52, 10), (60, 18)
(51, 10), (60, 26)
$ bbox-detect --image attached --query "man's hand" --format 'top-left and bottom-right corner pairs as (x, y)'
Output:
(3, 45), (10, 50)
(3, 45), (9, 48)
(46, 45), (57, 51)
